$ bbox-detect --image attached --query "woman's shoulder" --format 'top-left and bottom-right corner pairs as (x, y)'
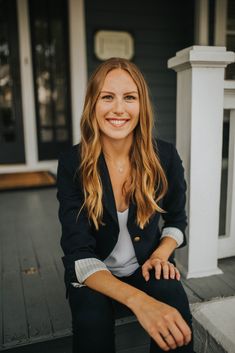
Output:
(154, 138), (174, 163)
(58, 143), (81, 173)
(154, 138), (184, 175)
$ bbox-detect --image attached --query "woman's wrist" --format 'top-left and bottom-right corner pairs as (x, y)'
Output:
(126, 290), (151, 312)
(151, 237), (177, 261)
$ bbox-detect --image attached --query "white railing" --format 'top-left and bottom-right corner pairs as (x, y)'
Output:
(218, 81), (235, 258)
(168, 46), (235, 278)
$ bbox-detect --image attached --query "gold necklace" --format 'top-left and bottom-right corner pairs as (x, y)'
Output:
(103, 152), (128, 174)
(116, 162), (125, 173)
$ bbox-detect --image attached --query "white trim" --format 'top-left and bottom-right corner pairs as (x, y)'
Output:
(168, 46), (235, 72)
(214, 0), (227, 46)
(194, 0), (209, 45)
(68, 0), (87, 145)
(17, 0), (38, 167)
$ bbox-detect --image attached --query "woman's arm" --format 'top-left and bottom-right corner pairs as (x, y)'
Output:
(84, 269), (191, 351)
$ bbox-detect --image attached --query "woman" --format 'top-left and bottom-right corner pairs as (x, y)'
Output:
(57, 57), (194, 353)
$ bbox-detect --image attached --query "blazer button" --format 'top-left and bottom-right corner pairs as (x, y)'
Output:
(133, 236), (141, 242)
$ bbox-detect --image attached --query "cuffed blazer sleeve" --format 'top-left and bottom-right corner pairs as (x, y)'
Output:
(160, 143), (188, 248)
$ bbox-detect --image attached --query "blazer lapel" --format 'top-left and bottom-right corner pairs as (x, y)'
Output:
(99, 152), (119, 225)
(127, 197), (137, 226)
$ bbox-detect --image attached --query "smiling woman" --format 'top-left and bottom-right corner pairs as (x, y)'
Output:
(95, 69), (140, 140)
(57, 57), (195, 353)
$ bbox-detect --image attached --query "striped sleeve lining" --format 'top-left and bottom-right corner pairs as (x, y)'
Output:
(160, 227), (184, 248)
(71, 258), (110, 288)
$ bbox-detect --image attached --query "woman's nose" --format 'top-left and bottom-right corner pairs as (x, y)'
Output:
(113, 98), (124, 115)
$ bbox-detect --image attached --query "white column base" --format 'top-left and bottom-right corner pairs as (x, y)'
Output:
(175, 260), (223, 279)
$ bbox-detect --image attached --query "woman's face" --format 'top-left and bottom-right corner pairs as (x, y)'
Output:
(95, 68), (140, 143)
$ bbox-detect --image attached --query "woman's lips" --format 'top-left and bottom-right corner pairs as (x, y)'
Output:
(106, 118), (129, 127)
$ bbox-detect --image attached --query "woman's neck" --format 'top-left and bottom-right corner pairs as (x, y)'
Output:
(101, 135), (133, 161)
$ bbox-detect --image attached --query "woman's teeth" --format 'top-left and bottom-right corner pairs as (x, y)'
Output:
(108, 119), (128, 126)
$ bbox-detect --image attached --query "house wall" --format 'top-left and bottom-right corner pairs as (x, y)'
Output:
(85, 0), (194, 144)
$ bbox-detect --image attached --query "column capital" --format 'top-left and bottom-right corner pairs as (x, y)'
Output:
(168, 45), (235, 72)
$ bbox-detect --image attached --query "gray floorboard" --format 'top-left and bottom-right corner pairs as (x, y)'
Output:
(186, 275), (235, 301)
(39, 265), (71, 336)
(22, 271), (52, 341)
(2, 271), (28, 348)
(182, 281), (201, 304)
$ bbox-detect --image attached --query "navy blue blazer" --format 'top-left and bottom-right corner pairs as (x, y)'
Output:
(56, 138), (187, 291)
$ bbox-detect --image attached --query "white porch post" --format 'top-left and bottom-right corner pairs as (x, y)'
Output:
(17, 0), (38, 167)
(69, 0), (87, 145)
(168, 46), (235, 278)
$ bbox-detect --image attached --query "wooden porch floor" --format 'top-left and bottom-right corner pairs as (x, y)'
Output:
(0, 188), (235, 352)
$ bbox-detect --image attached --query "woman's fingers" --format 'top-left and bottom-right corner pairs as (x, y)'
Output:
(142, 261), (152, 281)
(175, 267), (181, 281)
(167, 323), (185, 347)
(147, 314), (191, 351)
(169, 263), (176, 279)
(174, 314), (192, 345)
(161, 331), (177, 350)
(151, 332), (170, 351)
(162, 261), (170, 279)
(155, 260), (162, 279)
(142, 258), (181, 281)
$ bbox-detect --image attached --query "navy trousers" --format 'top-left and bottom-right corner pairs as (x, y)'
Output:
(68, 266), (194, 353)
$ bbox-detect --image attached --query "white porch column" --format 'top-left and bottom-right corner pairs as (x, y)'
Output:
(69, 0), (87, 144)
(195, 0), (209, 45)
(168, 46), (235, 278)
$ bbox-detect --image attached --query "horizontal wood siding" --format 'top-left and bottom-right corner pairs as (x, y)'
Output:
(85, 0), (194, 144)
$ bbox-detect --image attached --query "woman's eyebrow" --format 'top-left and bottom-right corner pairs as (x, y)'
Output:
(100, 90), (138, 94)
(124, 91), (139, 95)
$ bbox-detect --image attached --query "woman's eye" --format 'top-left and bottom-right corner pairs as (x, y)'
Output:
(101, 95), (113, 100)
(125, 95), (136, 101)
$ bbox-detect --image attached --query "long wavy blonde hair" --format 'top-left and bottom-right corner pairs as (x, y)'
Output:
(78, 57), (168, 230)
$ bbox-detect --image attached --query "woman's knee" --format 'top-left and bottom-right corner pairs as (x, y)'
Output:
(146, 272), (192, 323)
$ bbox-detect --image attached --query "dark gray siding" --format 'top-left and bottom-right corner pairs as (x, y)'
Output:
(85, 0), (194, 144)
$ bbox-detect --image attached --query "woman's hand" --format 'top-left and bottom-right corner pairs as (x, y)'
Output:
(129, 293), (192, 351)
(142, 237), (180, 281)
(142, 257), (181, 281)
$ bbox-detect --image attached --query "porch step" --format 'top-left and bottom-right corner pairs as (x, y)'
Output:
(191, 296), (235, 353)
(2, 319), (149, 353)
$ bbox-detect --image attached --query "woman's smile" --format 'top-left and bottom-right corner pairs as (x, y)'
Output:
(106, 118), (130, 127)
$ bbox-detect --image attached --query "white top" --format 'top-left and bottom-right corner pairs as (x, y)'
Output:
(103, 208), (139, 277)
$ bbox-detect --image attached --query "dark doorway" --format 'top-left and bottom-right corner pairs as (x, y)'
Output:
(0, 0), (25, 164)
(29, 0), (72, 161)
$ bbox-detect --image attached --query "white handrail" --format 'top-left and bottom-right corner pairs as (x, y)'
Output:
(219, 82), (235, 258)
